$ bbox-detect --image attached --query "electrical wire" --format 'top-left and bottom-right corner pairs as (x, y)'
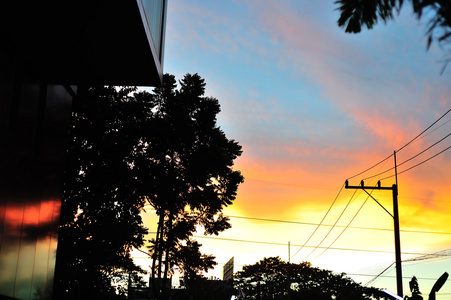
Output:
(244, 178), (334, 191)
(301, 111), (451, 269)
(346, 154), (393, 181)
(143, 212), (451, 235)
(364, 262), (396, 286)
(353, 271), (441, 281)
(364, 248), (451, 286)
(419, 117), (451, 139)
(402, 248), (451, 264)
(395, 108), (451, 153)
(346, 108), (451, 181)
(380, 143), (451, 181)
(363, 131), (451, 181)
(301, 188), (357, 261)
(321, 109), (451, 275)
(307, 158), (390, 263)
(191, 235), (430, 256)
(228, 215), (333, 226)
(289, 183), (344, 261)
(226, 215), (451, 235)
(311, 196), (369, 262)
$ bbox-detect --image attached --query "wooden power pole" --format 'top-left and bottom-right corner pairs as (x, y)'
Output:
(345, 151), (403, 297)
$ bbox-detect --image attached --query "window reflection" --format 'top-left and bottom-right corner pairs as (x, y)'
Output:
(0, 199), (60, 300)
(140, 0), (167, 61)
(0, 82), (72, 299)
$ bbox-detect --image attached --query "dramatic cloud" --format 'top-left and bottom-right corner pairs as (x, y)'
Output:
(155, 0), (451, 293)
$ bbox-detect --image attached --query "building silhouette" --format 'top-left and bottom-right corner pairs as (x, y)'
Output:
(0, 1), (167, 299)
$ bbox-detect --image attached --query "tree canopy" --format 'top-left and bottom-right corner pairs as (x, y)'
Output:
(54, 86), (149, 299)
(335, 0), (451, 69)
(53, 73), (243, 300)
(138, 73), (244, 299)
(234, 256), (386, 300)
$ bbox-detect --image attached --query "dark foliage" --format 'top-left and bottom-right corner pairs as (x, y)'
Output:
(53, 73), (243, 300)
(234, 256), (387, 300)
(137, 74), (244, 299)
(335, 0), (451, 71)
(54, 86), (149, 300)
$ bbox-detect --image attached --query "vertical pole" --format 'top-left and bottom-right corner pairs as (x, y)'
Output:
(288, 242), (290, 263)
(393, 151), (403, 297)
(393, 185), (403, 297)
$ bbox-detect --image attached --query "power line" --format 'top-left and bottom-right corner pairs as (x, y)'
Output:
(292, 184), (345, 258)
(364, 248), (451, 285)
(347, 154), (393, 181)
(347, 108), (451, 181)
(299, 189), (356, 260)
(363, 130), (451, 181)
(228, 215), (331, 226)
(305, 157), (393, 263)
(365, 262), (395, 286)
(395, 108), (451, 153)
(420, 117), (451, 139)
(402, 248), (451, 264)
(143, 213), (451, 235)
(244, 178), (335, 190)
(355, 271), (447, 281)
(290, 184), (345, 261)
(306, 158), (396, 263)
(191, 235), (432, 256)
(380, 143), (451, 181)
(307, 193), (362, 261)
(225, 215), (451, 235)
(328, 108), (451, 288)
(311, 196), (369, 262)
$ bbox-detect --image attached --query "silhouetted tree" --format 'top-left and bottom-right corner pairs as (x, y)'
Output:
(54, 86), (149, 300)
(171, 239), (221, 299)
(173, 239), (216, 281)
(54, 73), (243, 300)
(136, 73), (244, 299)
(335, 0), (451, 71)
(234, 256), (386, 300)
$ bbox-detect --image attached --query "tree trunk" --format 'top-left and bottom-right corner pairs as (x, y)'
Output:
(151, 212), (165, 299)
(161, 211), (173, 300)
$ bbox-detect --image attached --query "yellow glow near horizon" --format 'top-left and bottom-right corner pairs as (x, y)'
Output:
(134, 149), (451, 296)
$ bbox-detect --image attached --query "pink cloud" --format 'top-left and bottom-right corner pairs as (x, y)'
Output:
(240, 0), (451, 163)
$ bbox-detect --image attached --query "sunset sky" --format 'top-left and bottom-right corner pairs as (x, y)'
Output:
(135, 0), (451, 296)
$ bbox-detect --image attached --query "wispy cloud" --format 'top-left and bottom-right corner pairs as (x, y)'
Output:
(163, 0), (451, 287)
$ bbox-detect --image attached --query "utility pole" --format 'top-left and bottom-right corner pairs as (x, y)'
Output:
(345, 152), (403, 297)
(288, 242), (290, 263)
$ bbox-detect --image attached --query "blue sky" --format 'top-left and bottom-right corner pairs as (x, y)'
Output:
(137, 0), (451, 296)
